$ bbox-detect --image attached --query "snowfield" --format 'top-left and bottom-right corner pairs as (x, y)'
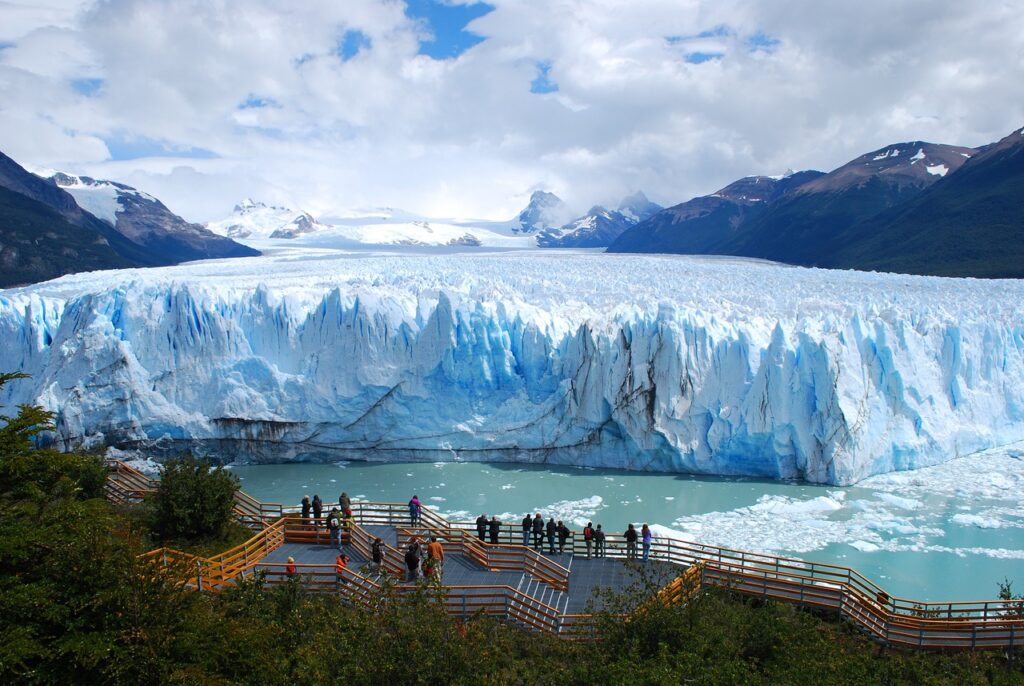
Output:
(2, 248), (1023, 485)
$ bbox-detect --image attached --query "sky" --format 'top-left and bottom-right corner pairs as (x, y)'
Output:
(1, 0), (1023, 223)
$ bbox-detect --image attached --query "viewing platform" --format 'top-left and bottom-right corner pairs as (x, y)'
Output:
(108, 460), (1024, 648)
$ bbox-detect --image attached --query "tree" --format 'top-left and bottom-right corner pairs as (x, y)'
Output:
(0, 372), (105, 504)
(152, 454), (239, 541)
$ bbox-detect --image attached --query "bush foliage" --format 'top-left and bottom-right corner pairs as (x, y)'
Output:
(152, 454), (239, 542)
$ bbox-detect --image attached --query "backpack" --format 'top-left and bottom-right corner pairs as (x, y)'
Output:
(583, 526), (593, 540)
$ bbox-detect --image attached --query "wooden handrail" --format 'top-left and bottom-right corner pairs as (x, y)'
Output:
(110, 462), (1024, 647)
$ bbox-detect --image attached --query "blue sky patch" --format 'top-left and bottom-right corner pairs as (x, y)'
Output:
(685, 52), (724, 64)
(405, 0), (493, 59)
(71, 78), (104, 96)
(530, 61), (558, 94)
(103, 135), (218, 161)
(337, 29), (372, 61)
(238, 95), (278, 110)
(747, 31), (781, 52)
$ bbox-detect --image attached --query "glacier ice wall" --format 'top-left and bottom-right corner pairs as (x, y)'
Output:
(2, 252), (1024, 485)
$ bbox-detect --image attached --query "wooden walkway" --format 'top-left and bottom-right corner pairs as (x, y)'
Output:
(107, 459), (1024, 647)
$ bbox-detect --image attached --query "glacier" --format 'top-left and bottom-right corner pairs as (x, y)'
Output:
(2, 249), (1024, 486)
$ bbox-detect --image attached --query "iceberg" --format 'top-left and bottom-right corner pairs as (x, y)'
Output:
(1, 251), (1023, 485)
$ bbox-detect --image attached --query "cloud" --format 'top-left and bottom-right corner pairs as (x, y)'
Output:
(0, 0), (1022, 222)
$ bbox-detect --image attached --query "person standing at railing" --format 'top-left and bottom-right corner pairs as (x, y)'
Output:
(301, 496), (312, 527)
(489, 516), (500, 544)
(532, 513), (544, 551)
(476, 513), (488, 541)
(521, 514), (532, 546)
(546, 517), (557, 554)
(339, 491), (351, 513)
(557, 521), (571, 554)
(372, 537), (385, 574)
(312, 494), (323, 521)
(625, 523), (638, 560)
(409, 495), (422, 525)
(327, 507), (343, 548)
(583, 522), (594, 559)
(641, 524), (652, 563)
(286, 556), (296, 578)
(405, 539), (422, 582)
(427, 536), (445, 578)
(594, 525), (606, 557)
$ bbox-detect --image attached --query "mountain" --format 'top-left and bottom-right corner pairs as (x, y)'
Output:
(608, 171), (823, 254)
(537, 192), (664, 248)
(824, 127), (1024, 277)
(617, 191), (663, 223)
(725, 142), (976, 265)
(515, 190), (569, 233)
(206, 198), (326, 240)
(1, 151), (165, 286)
(0, 184), (135, 287)
(51, 174), (258, 263)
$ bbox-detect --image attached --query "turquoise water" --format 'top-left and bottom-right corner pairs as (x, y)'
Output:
(229, 450), (1024, 603)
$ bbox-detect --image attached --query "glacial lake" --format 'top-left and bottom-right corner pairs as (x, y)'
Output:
(228, 444), (1024, 603)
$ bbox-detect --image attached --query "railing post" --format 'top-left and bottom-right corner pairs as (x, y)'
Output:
(196, 560), (203, 592)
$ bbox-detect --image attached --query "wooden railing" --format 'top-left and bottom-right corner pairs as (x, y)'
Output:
(109, 461), (1024, 647)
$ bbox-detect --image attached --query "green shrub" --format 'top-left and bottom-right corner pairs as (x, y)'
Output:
(152, 454), (239, 541)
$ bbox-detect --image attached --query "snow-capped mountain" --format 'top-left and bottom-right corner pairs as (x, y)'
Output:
(617, 191), (662, 223)
(206, 198), (326, 240)
(515, 190), (570, 233)
(610, 139), (980, 271)
(50, 173), (258, 264)
(537, 192), (663, 248)
(3, 250), (1023, 486)
(826, 126), (1024, 277)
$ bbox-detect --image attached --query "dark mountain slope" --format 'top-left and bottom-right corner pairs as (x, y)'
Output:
(0, 186), (134, 288)
(825, 128), (1024, 277)
(608, 171), (823, 254)
(725, 142), (975, 265)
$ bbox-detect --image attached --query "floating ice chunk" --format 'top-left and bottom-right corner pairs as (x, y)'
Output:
(952, 513), (1003, 529)
(876, 493), (923, 510)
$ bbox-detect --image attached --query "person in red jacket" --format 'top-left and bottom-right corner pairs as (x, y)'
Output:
(336, 553), (349, 587)
(285, 556), (296, 577)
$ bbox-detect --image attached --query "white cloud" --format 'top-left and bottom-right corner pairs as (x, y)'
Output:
(0, 0), (1022, 222)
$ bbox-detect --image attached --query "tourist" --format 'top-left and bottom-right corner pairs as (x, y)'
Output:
(557, 520), (571, 554)
(408, 494), (422, 525)
(521, 514), (532, 546)
(476, 513), (488, 541)
(371, 537), (385, 574)
(642, 524), (652, 562)
(335, 553), (349, 586)
(594, 525), (606, 557)
(285, 556), (296, 578)
(427, 535), (445, 577)
(405, 540), (422, 582)
(312, 494), (323, 521)
(546, 517), (557, 554)
(583, 522), (594, 559)
(301, 495), (311, 525)
(532, 513), (544, 550)
(625, 523), (638, 560)
(339, 491), (352, 512)
(489, 515), (500, 544)
(327, 507), (342, 548)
